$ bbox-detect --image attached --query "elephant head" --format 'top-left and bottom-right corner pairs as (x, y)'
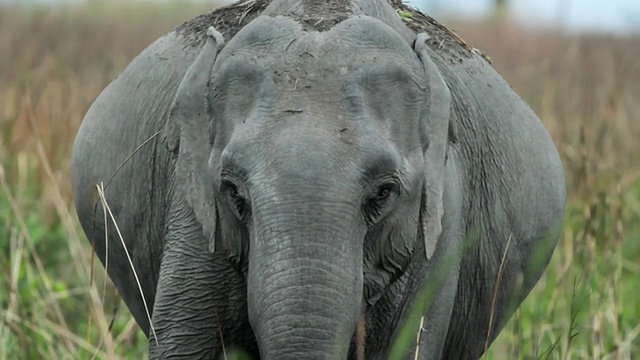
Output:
(164, 14), (457, 359)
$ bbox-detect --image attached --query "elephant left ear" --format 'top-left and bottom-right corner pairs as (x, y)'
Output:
(414, 33), (458, 260)
(163, 27), (226, 253)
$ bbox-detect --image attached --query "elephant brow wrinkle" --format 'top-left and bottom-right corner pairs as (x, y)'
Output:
(362, 159), (401, 185)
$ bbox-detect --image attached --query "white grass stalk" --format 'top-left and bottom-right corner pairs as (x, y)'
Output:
(95, 184), (158, 344)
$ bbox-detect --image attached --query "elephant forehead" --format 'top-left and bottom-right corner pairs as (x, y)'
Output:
(222, 107), (404, 177)
(216, 14), (422, 80)
(213, 14), (425, 169)
(323, 15), (419, 59)
(211, 17), (426, 124)
(232, 127), (403, 194)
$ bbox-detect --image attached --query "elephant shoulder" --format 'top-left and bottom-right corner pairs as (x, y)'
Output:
(71, 31), (198, 236)
(70, 30), (206, 334)
(440, 57), (566, 358)
(444, 55), (566, 243)
(443, 53), (565, 304)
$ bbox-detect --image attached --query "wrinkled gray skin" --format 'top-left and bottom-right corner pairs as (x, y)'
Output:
(71, 0), (566, 359)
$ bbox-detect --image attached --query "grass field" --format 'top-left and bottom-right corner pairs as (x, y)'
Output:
(0, 1), (638, 359)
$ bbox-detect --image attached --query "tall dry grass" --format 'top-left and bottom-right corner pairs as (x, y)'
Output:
(0, 2), (638, 359)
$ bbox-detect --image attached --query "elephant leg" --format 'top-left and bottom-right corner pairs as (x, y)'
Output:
(416, 161), (463, 360)
(381, 239), (462, 360)
(415, 267), (460, 360)
(387, 162), (464, 360)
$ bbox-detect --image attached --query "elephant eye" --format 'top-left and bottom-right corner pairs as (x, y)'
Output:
(221, 180), (248, 219)
(377, 183), (397, 201)
(375, 186), (393, 202)
(365, 183), (398, 222)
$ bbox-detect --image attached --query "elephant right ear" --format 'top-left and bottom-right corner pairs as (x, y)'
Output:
(163, 27), (225, 253)
(414, 33), (458, 260)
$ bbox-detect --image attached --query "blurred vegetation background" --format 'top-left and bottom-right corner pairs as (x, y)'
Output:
(0, 1), (638, 359)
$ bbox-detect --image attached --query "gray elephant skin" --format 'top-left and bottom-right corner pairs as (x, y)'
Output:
(71, 0), (566, 359)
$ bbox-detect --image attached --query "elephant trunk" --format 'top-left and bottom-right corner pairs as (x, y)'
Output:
(247, 208), (363, 359)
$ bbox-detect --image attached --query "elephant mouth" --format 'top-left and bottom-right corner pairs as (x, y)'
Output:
(362, 251), (415, 309)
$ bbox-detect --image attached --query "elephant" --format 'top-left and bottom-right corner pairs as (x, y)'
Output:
(70, 0), (566, 359)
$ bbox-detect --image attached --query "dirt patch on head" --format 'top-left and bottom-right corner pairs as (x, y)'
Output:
(176, 0), (271, 44)
(175, 0), (484, 62)
(388, 0), (483, 62)
(294, 0), (352, 32)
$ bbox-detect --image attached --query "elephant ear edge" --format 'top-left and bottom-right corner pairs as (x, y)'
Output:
(414, 33), (458, 260)
(163, 27), (225, 253)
